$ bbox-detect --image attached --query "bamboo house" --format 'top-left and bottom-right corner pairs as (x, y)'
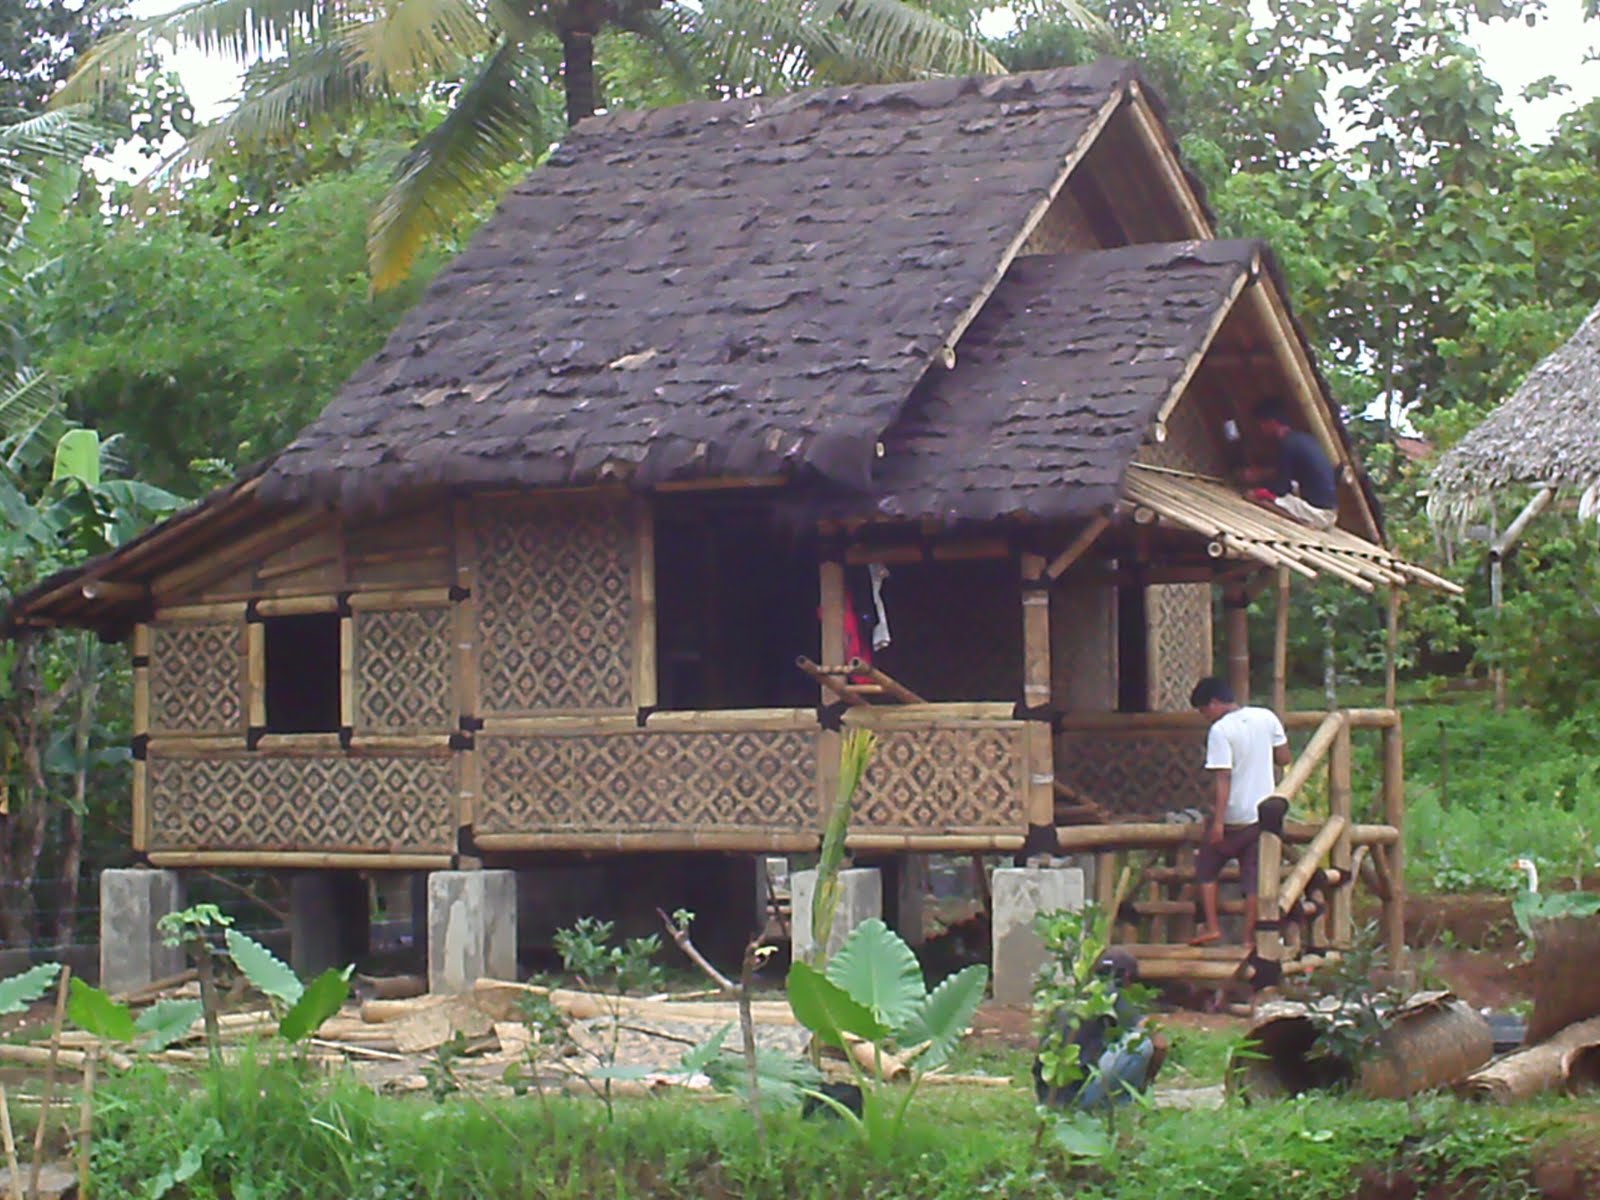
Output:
(8, 61), (1458, 987)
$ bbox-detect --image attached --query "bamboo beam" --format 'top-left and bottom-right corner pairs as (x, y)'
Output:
(1276, 815), (1347, 920)
(1329, 722), (1354, 947)
(1383, 719), (1406, 969)
(146, 735), (248, 756)
(631, 498), (657, 710)
(473, 832), (823, 854)
(1059, 824), (1203, 851)
(1130, 957), (1247, 983)
(346, 587), (456, 611)
(251, 733), (344, 755)
(844, 702), (1016, 723)
(1123, 85), (1214, 238)
(642, 709), (816, 733)
(1045, 515), (1111, 580)
(846, 833), (1026, 853)
(479, 714), (641, 737)
(348, 734), (456, 753)
(1225, 588), (1250, 702)
(1020, 552), (1054, 832)
(255, 552), (339, 583)
(148, 851), (452, 870)
(152, 600), (247, 623)
(1272, 567), (1290, 715)
(253, 594), (340, 618)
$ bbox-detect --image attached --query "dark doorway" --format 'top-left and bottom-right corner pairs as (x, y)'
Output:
(654, 499), (818, 710)
(264, 614), (342, 733)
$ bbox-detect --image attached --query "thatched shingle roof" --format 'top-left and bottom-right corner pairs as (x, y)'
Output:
(1431, 299), (1600, 520)
(258, 61), (1148, 508)
(870, 240), (1257, 521)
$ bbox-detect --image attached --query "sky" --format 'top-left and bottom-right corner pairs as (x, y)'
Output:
(121, 0), (1599, 169)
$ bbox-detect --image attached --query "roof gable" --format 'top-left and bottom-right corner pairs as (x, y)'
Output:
(260, 61), (1200, 508)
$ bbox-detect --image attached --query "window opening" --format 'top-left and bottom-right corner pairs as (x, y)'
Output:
(263, 613), (341, 733)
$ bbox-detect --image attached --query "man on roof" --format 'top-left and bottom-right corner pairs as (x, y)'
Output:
(1238, 398), (1339, 530)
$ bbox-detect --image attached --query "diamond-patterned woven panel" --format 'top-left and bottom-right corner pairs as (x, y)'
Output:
(1135, 393), (1226, 475)
(1055, 730), (1209, 818)
(474, 497), (633, 713)
(852, 725), (1025, 831)
(1147, 583), (1213, 712)
(354, 607), (455, 732)
(147, 755), (455, 852)
(149, 623), (244, 735)
(477, 729), (816, 833)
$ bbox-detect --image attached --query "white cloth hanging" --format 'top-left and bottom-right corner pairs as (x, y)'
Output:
(868, 562), (892, 651)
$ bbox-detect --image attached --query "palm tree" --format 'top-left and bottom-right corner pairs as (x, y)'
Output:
(59, 0), (1102, 289)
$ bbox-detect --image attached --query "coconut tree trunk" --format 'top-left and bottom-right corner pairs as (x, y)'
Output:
(561, 28), (599, 126)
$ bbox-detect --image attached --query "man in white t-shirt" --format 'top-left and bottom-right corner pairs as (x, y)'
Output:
(1188, 677), (1290, 947)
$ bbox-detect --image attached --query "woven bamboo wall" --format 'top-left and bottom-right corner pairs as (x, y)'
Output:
(148, 622), (245, 735)
(1054, 728), (1209, 818)
(852, 724), (1027, 831)
(146, 754), (456, 853)
(1136, 387), (1226, 475)
(475, 728), (817, 834)
(1146, 583), (1213, 712)
(472, 496), (635, 714)
(353, 606), (456, 733)
(1052, 579), (1117, 712)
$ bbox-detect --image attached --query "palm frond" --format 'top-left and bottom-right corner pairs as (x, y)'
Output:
(368, 37), (546, 292)
(0, 367), (65, 475)
(177, 37), (383, 167)
(611, 6), (703, 100)
(0, 106), (103, 166)
(54, 0), (346, 105)
(348, 0), (492, 85)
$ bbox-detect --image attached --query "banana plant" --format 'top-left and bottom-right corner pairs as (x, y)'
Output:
(787, 918), (987, 1151)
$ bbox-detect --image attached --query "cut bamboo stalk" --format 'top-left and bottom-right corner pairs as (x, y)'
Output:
(147, 851), (451, 870)
(0, 1085), (20, 1200)
(844, 660), (926, 705)
(29, 967), (70, 1200)
(1045, 515), (1111, 580)
(1275, 816), (1347, 919)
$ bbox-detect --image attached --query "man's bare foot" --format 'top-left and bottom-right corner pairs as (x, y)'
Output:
(1188, 929), (1221, 946)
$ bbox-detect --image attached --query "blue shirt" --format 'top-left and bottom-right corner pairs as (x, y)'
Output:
(1273, 430), (1337, 510)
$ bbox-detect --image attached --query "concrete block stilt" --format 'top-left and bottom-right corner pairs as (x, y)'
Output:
(427, 870), (517, 993)
(991, 865), (1086, 1005)
(290, 871), (371, 977)
(790, 867), (881, 963)
(99, 868), (185, 994)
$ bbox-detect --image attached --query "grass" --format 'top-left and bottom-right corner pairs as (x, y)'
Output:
(81, 1050), (1590, 1200)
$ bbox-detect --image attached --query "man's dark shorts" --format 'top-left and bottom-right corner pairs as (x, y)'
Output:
(1196, 823), (1260, 895)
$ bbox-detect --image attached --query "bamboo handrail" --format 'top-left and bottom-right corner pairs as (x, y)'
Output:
(1275, 815), (1347, 919)
(845, 658), (926, 705)
(1274, 711), (1346, 804)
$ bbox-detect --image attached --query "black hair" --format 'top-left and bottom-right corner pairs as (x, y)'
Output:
(1189, 676), (1235, 709)
(1095, 948), (1140, 985)
(1254, 397), (1290, 424)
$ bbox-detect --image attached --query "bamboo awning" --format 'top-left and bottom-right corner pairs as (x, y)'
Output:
(1123, 465), (1461, 594)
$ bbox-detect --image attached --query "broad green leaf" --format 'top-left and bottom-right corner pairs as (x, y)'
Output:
(51, 428), (100, 486)
(136, 999), (204, 1051)
(786, 961), (887, 1051)
(706, 1047), (822, 1111)
(895, 963), (988, 1069)
(825, 918), (925, 1030)
(0, 963), (61, 1015)
(1050, 1112), (1115, 1161)
(226, 929), (303, 1006)
(278, 966), (351, 1042)
(677, 1024), (732, 1075)
(67, 977), (137, 1043)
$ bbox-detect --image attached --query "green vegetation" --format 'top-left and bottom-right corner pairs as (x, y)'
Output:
(79, 1054), (1580, 1199)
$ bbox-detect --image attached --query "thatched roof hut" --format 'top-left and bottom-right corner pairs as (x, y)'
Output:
(1430, 299), (1600, 525)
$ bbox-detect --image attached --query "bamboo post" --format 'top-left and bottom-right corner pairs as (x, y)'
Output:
(1175, 846), (1197, 943)
(817, 559), (846, 825)
(631, 498), (657, 710)
(1224, 587), (1250, 702)
(1383, 718), (1406, 970)
(1254, 831), (1284, 963)
(29, 966), (70, 1200)
(131, 624), (151, 852)
(1329, 721), (1354, 947)
(0, 1085), (19, 1200)
(1094, 851), (1117, 921)
(246, 620), (265, 730)
(1020, 553), (1054, 833)
(338, 615), (354, 732)
(75, 1048), (96, 1199)
(1384, 586), (1399, 710)
(1272, 567), (1290, 715)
